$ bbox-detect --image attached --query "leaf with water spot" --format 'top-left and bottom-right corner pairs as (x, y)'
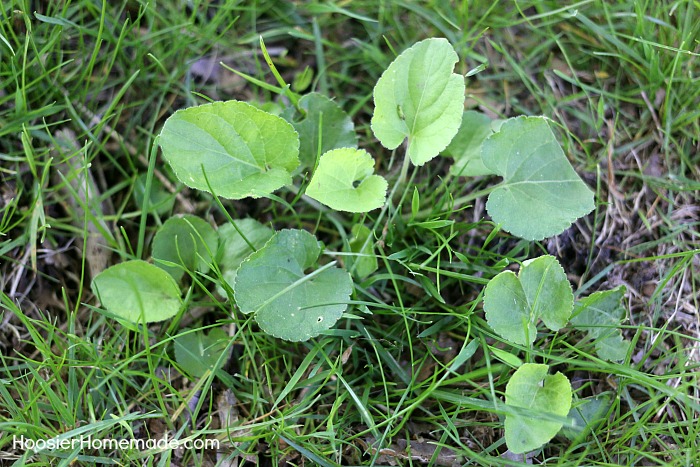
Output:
(371, 38), (465, 166)
(158, 100), (299, 199)
(233, 229), (353, 341)
(482, 116), (595, 240)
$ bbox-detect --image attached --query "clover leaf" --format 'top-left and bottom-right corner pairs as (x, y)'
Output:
(305, 148), (387, 212)
(571, 285), (630, 362)
(91, 260), (182, 323)
(233, 229), (353, 342)
(483, 255), (573, 346)
(482, 116), (595, 240)
(505, 363), (572, 454)
(281, 92), (357, 171)
(371, 38), (465, 166)
(158, 100), (299, 199)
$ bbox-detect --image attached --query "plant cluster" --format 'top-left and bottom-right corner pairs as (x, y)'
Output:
(91, 38), (631, 454)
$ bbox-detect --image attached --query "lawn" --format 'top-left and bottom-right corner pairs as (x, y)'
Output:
(1, 1), (699, 466)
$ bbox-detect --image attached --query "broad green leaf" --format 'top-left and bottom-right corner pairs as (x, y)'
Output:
(483, 255), (573, 346)
(571, 286), (629, 362)
(158, 100), (299, 199)
(152, 215), (218, 282)
(443, 111), (502, 177)
(306, 148), (388, 212)
(174, 328), (230, 378)
(233, 229), (353, 342)
(505, 363), (572, 454)
(482, 116), (595, 240)
(281, 93), (357, 170)
(371, 38), (465, 166)
(215, 219), (274, 296)
(346, 224), (378, 279)
(91, 260), (182, 323)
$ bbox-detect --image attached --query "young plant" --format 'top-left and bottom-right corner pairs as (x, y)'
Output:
(89, 36), (620, 456)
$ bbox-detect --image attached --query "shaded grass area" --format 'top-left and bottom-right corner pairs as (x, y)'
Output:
(1, 0), (698, 465)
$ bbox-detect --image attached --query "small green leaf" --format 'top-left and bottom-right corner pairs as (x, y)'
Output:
(174, 328), (230, 378)
(281, 93), (357, 170)
(152, 215), (218, 282)
(158, 100), (299, 199)
(346, 224), (378, 279)
(483, 255), (573, 346)
(306, 148), (388, 212)
(571, 285), (630, 362)
(233, 229), (353, 342)
(91, 260), (182, 323)
(215, 219), (274, 296)
(505, 363), (572, 454)
(482, 116), (595, 240)
(371, 38), (465, 166)
(442, 111), (502, 177)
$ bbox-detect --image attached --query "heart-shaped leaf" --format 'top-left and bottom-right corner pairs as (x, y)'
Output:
(281, 93), (357, 171)
(483, 255), (573, 346)
(174, 328), (230, 378)
(152, 215), (218, 282)
(442, 110), (503, 177)
(233, 229), (353, 342)
(215, 218), (274, 296)
(482, 116), (595, 240)
(505, 363), (572, 454)
(571, 285), (630, 362)
(91, 260), (182, 323)
(158, 100), (299, 199)
(371, 38), (465, 166)
(305, 148), (388, 212)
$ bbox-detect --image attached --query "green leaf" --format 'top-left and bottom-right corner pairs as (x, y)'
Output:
(371, 38), (465, 166)
(505, 363), (572, 454)
(281, 93), (357, 170)
(443, 111), (502, 177)
(570, 285), (630, 362)
(91, 260), (182, 323)
(133, 173), (174, 215)
(306, 148), (388, 212)
(561, 395), (611, 441)
(158, 100), (299, 199)
(482, 116), (595, 240)
(215, 219), (274, 296)
(346, 224), (378, 279)
(151, 215), (218, 282)
(174, 328), (230, 378)
(483, 255), (573, 346)
(233, 229), (353, 342)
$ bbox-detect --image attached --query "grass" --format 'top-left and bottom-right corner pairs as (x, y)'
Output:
(1, 0), (699, 465)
